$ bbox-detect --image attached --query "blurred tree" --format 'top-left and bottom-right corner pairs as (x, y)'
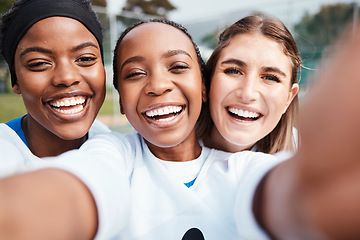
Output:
(294, 3), (358, 59)
(294, 3), (358, 86)
(200, 11), (267, 50)
(119, 0), (176, 27)
(0, 0), (13, 14)
(91, 0), (106, 7)
(200, 31), (219, 49)
(0, 0), (14, 92)
(122, 0), (176, 18)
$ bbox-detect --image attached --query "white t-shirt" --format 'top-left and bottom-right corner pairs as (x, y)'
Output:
(43, 131), (286, 240)
(0, 119), (110, 178)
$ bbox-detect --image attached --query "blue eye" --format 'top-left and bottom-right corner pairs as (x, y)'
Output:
(263, 74), (280, 82)
(224, 67), (241, 75)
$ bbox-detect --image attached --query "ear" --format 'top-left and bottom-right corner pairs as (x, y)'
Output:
(201, 82), (208, 103)
(12, 83), (21, 94)
(283, 83), (299, 114)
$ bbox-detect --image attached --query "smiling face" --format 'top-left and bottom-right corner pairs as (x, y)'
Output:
(13, 17), (105, 141)
(116, 22), (203, 156)
(209, 33), (299, 152)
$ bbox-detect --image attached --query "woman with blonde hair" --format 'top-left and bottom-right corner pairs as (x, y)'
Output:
(198, 15), (300, 154)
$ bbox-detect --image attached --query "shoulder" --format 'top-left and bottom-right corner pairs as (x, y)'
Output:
(0, 122), (28, 150)
(0, 122), (16, 135)
(80, 131), (143, 158)
(88, 119), (111, 138)
(0, 135), (32, 178)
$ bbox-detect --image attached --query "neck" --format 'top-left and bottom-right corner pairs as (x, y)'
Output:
(203, 126), (254, 153)
(22, 115), (87, 158)
(145, 130), (202, 162)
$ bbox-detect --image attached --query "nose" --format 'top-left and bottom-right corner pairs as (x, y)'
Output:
(144, 69), (174, 96)
(51, 60), (81, 87)
(235, 75), (258, 103)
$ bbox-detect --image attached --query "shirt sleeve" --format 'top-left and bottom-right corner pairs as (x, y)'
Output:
(234, 151), (292, 240)
(39, 134), (131, 239)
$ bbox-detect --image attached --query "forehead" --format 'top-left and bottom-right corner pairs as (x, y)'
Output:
(220, 33), (292, 67)
(118, 22), (197, 57)
(226, 33), (285, 55)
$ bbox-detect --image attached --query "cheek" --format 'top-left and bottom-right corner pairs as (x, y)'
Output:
(209, 76), (230, 111)
(15, 63), (51, 94)
(184, 73), (204, 110)
(91, 69), (106, 104)
(84, 65), (106, 89)
(119, 84), (139, 114)
(17, 78), (46, 102)
(265, 89), (291, 117)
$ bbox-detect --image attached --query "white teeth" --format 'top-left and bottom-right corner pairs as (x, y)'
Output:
(157, 116), (176, 122)
(145, 106), (182, 118)
(52, 104), (84, 114)
(50, 96), (86, 108)
(228, 107), (260, 118)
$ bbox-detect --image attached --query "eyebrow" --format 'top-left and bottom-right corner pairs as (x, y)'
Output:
(120, 49), (192, 71)
(220, 58), (246, 67)
(162, 49), (192, 59)
(221, 58), (287, 77)
(120, 56), (145, 71)
(262, 66), (287, 77)
(19, 42), (99, 58)
(71, 42), (99, 52)
(19, 47), (53, 58)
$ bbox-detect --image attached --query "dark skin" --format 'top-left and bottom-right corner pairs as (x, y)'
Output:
(13, 17), (105, 158)
(22, 115), (86, 157)
(116, 23), (204, 162)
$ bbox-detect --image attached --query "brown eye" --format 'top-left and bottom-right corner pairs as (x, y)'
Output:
(26, 60), (51, 71)
(76, 55), (98, 67)
(124, 69), (146, 79)
(169, 63), (189, 73)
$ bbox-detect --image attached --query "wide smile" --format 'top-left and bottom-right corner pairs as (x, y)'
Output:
(45, 95), (91, 121)
(227, 106), (262, 123)
(49, 96), (87, 115)
(143, 105), (185, 127)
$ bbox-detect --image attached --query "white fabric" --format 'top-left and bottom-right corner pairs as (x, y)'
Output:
(44, 131), (282, 240)
(235, 151), (290, 240)
(0, 119), (110, 178)
(156, 148), (208, 184)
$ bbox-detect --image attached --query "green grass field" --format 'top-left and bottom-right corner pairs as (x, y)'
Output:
(0, 93), (26, 122)
(0, 92), (117, 123)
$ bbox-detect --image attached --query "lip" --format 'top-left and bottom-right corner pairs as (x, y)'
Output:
(141, 103), (186, 128)
(44, 91), (93, 121)
(226, 105), (263, 124)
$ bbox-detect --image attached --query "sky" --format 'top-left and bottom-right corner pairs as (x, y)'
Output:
(107, 0), (359, 25)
